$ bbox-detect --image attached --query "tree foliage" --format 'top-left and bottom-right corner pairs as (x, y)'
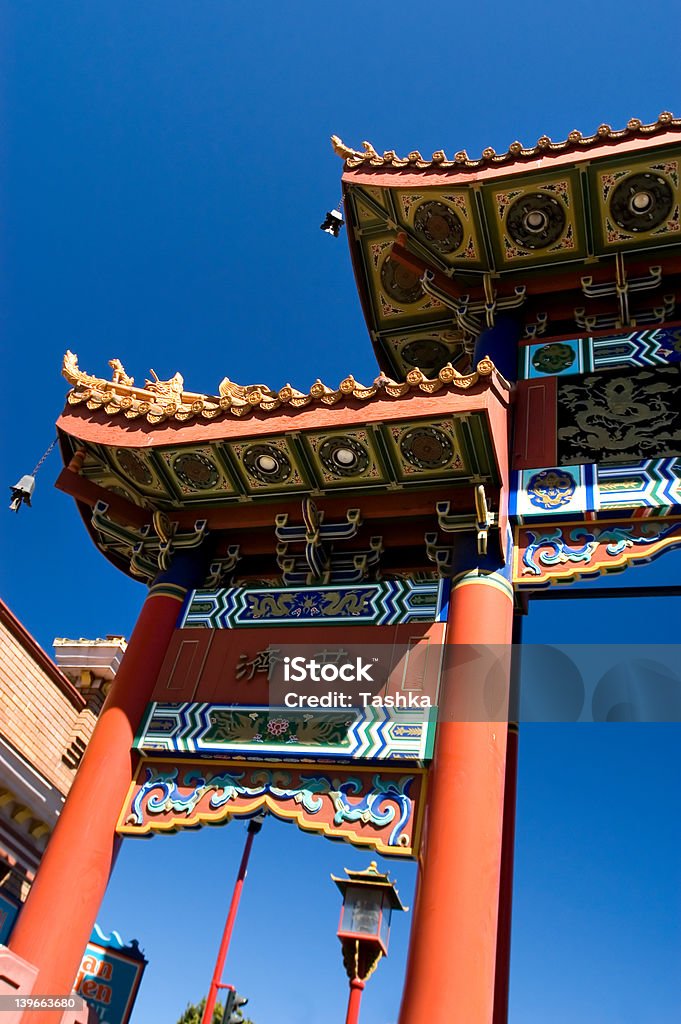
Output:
(175, 998), (223, 1024)
(175, 997), (253, 1024)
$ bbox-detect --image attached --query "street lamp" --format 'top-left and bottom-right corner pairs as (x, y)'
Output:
(200, 813), (266, 1024)
(332, 861), (407, 1024)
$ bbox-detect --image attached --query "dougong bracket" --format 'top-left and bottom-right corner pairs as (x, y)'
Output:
(91, 501), (208, 583)
(275, 498), (382, 585)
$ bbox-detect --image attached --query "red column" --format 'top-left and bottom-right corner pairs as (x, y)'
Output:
(345, 978), (365, 1024)
(9, 576), (195, 1017)
(493, 613), (522, 1024)
(398, 571), (514, 1024)
(493, 721), (519, 1024)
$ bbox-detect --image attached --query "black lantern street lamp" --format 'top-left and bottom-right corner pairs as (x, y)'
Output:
(332, 862), (407, 1024)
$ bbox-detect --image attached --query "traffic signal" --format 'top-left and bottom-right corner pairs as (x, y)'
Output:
(223, 987), (249, 1024)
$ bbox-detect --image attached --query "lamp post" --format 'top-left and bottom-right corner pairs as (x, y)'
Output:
(200, 813), (266, 1024)
(332, 862), (407, 1024)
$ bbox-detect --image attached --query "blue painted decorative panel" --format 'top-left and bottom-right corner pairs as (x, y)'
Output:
(597, 458), (681, 513)
(510, 465), (598, 522)
(135, 702), (437, 763)
(181, 578), (449, 629)
(511, 459), (681, 522)
(521, 327), (681, 379)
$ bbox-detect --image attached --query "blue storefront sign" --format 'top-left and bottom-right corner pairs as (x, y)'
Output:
(75, 925), (147, 1024)
(0, 891), (20, 944)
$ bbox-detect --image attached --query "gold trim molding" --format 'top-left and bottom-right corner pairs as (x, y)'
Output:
(62, 351), (503, 426)
(332, 112), (681, 171)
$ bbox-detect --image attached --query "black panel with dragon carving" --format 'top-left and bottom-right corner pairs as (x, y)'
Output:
(556, 366), (681, 464)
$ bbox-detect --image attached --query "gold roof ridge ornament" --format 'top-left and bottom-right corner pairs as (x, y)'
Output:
(331, 112), (680, 170)
(61, 351), (504, 426)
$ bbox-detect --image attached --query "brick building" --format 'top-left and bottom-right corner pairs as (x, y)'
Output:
(0, 600), (124, 941)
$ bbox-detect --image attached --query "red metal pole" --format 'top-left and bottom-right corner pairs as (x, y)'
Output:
(345, 978), (365, 1024)
(201, 820), (261, 1024)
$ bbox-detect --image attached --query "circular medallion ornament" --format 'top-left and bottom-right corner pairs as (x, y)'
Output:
(116, 448), (152, 486)
(527, 469), (576, 510)
(174, 452), (220, 490)
(318, 435), (370, 477)
(531, 343), (577, 374)
(610, 172), (674, 232)
(413, 201), (464, 254)
(242, 444), (292, 484)
(400, 426), (454, 469)
(380, 256), (423, 305)
(506, 192), (567, 249)
(401, 339), (451, 373)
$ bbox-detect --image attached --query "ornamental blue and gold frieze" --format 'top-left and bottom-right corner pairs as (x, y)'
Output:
(511, 459), (681, 523)
(511, 466), (598, 523)
(520, 327), (681, 380)
(117, 757), (427, 858)
(134, 703), (436, 764)
(512, 516), (681, 588)
(502, 329), (681, 519)
(181, 578), (450, 629)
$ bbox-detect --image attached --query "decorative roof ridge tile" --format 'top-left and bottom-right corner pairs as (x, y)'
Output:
(331, 112), (681, 171)
(61, 350), (504, 426)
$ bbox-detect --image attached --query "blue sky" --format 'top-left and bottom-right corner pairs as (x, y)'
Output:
(2, 2), (680, 1022)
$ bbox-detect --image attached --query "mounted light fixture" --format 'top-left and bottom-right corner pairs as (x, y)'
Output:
(332, 861), (407, 1024)
(9, 475), (36, 513)
(320, 207), (344, 237)
(8, 438), (58, 513)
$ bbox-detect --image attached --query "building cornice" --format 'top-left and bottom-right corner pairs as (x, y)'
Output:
(332, 111), (681, 172)
(61, 350), (507, 427)
(0, 601), (85, 712)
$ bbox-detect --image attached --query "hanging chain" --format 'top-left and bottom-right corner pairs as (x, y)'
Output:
(32, 437), (59, 476)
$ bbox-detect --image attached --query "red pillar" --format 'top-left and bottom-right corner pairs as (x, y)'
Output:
(398, 571), (514, 1024)
(9, 562), (202, 1018)
(345, 978), (365, 1024)
(492, 721), (519, 1024)
(492, 612), (523, 1024)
